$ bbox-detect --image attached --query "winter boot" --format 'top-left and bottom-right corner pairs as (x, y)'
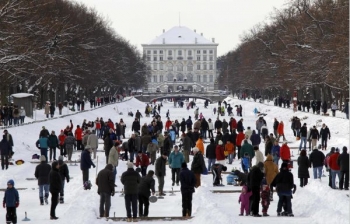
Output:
(59, 196), (64, 204)
(40, 197), (44, 205)
(44, 193), (49, 205)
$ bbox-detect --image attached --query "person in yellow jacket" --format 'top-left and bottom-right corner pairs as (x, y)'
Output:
(225, 140), (235, 164)
(195, 136), (205, 155)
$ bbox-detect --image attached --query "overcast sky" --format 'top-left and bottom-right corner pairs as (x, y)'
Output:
(72, 0), (287, 56)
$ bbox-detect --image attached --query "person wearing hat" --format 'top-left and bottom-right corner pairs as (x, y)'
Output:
(3, 179), (19, 224)
(215, 140), (226, 165)
(270, 162), (295, 216)
(247, 162), (264, 217)
(163, 131), (172, 156)
(147, 140), (158, 165)
(19, 106), (26, 124)
(36, 134), (50, 162)
(277, 121), (286, 142)
(299, 123), (308, 151)
(58, 156), (70, 204)
(121, 162), (141, 222)
(155, 152), (168, 196)
(186, 116), (193, 131)
(34, 155), (52, 205)
(329, 148), (341, 189)
(297, 150), (310, 187)
(337, 146), (349, 190)
(87, 129), (99, 159)
(58, 130), (67, 157)
(195, 136), (204, 155)
(74, 125), (83, 151)
(181, 134), (192, 163)
(179, 162), (196, 218)
(64, 132), (76, 161)
(191, 147), (205, 188)
(80, 145), (96, 185)
(309, 144), (325, 179)
(320, 123), (331, 151)
(49, 161), (62, 220)
(108, 142), (120, 183)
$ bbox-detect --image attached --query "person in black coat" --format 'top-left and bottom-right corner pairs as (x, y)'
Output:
(58, 156), (69, 204)
(214, 118), (222, 133)
(132, 118), (141, 133)
(206, 138), (216, 171)
(337, 146), (349, 190)
(309, 146), (325, 179)
(247, 162), (264, 217)
(233, 170), (247, 186)
(96, 164), (115, 218)
(49, 161), (62, 220)
(80, 146), (96, 184)
(121, 162), (141, 221)
(180, 119), (186, 134)
(0, 134), (11, 170)
(138, 170), (155, 217)
(237, 119), (244, 132)
(200, 118), (209, 139)
(319, 124), (331, 150)
(297, 150), (310, 187)
(271, 162), (295, 216)
(34, 155), (51, 205)
(191, 148), (205, 188)
(180, 162), (196, 217)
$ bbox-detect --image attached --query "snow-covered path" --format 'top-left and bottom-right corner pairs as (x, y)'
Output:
(0, 96), (348, 224)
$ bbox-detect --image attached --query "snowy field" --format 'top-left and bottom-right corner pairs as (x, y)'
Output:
(0, 96), (349, 224)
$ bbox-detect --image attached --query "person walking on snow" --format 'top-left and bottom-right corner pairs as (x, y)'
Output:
(34, 155), (51, 205)
(180, 162), (196, 218)
(309, 146), (325, 179)
(3, 179), (19, 224)
(238, 185), (252, 216)
(168, 145), (185, 186)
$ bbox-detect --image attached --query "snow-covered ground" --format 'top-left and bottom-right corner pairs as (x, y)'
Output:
(0, 96), (349, 224)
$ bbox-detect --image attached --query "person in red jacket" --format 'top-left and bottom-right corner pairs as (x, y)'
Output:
(236, 131), (245, 159)
(165, 118), (172, 131)
(277, 121), (286, 141)
(230, 117), (237, 133)
(58, 130), (66, 156)
(135, 151), (150, 177)
(280, 141), (291, 163)
(329, 148), (340, 189)
(63, 120), (73, 136)
(215, 140), (225, 164)
(75, 125), (83, 150)
(107, 119), (115, 131)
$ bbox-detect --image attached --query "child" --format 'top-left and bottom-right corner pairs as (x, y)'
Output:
(3, 179), (19, 224)
(238, 185), (252, 216)
(261, 183), (271, 216)
(242, 153), (250, 174)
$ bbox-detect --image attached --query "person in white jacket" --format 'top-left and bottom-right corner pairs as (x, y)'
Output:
(331, 102), (338, 117)
(19, 106), (26, 124)
(208, 118), (214, 138)
(87, 130), (99, 159)
(254, 146), (264, 165)
(108, 142), (119, 184)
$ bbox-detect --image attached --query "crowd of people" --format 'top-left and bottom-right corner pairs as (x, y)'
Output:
(1, 97), (349, 223)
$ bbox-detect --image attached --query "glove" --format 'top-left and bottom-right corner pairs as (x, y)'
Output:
(111, 191), (115, 197)
(93, 164), (96, 168)
(67, 178), (70, 183)
(15, 202), (19, 208)
(293, 188), (296, 194)
(238, 201), (240, 204)
(2, 202), (5, 208)
(70, 120), (72, 123)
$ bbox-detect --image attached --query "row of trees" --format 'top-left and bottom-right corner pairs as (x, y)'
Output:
(218, 0), (349, 106)
(0, 0), (149, 106)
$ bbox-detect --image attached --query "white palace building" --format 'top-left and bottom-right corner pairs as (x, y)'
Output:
(142, 26), (219, 93)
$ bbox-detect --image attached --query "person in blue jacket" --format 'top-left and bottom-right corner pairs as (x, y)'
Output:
(80, 145), (96, 185)
(36, 135), (50, 162)
(169, 127), (176, 144)
(3, 179), (19, 224)
(168, 145), (185, 186)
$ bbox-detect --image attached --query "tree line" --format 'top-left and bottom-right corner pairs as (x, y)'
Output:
(0, 0), (149, 107)
(218, 0), (349, 107)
